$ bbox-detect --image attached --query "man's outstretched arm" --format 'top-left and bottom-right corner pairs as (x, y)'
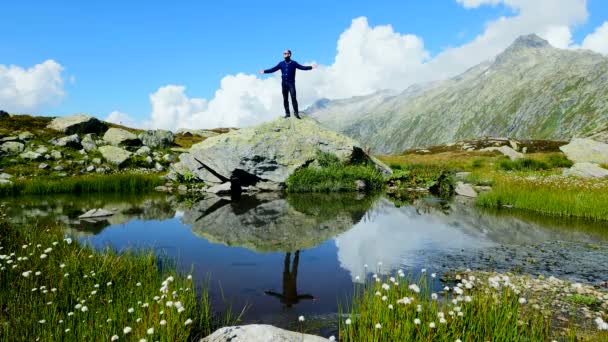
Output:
(259, 63), (281, 74)
(295, 62), (317, 70)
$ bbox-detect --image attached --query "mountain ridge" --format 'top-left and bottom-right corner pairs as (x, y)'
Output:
(306, 34), (608, 153)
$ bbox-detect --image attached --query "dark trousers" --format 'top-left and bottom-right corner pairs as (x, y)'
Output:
(281, 82), (298, 115)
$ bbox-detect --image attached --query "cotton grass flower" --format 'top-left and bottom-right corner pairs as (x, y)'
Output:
(111, 336), (119, 341)
(123, 326), (132, 334)
(44, 247), (52, 253)
(329, 336), (336, 342)
(375, 323), (381, 329)
(184, 318), (193, 326)
(431, 293), (438, 300)
(414, 318), (421, 325)
(299, 315), (305, 322)
(81, 306), (88, 312)
(408, 284), (420, 293)
(40, 253), (47, 259)
(147, 327), (154, 335)
(345, 318), (352, 325)
(518, 297), (527, 304)
(160, 320), (167, 326)
(429, 322), (436, 328)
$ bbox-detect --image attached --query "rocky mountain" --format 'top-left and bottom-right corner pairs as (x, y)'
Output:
(306, 34), (608, 154)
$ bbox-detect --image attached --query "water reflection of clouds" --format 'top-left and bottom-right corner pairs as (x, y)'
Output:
(334, 199), (495, 282)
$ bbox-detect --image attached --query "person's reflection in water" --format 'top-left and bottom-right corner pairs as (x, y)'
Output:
(265, 251), (314, 308)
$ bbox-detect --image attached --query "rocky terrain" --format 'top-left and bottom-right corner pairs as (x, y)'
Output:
(0, 113), (224, 185)
(306, 34), (608, 154)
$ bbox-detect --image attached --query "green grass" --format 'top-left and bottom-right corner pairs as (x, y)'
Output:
(564, 294), (600, 306)
(0, 174), (164, 197)
(497, 155), (573, 171)
(286, 164), (385, 192)
(0, 212), (237, 341)
(477, 174), (608, 221)
(339, 272), (556, 341)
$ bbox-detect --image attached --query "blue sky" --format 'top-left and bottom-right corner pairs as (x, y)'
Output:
(1, 0), (607, 129)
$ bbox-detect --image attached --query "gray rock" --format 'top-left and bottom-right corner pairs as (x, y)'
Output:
(44, 154), (51, 160)
(559, 138), (608, 164)
(0, 141), (25, 154)
(455, 182), (478, 198)
(155, 162), (164, 172)
(355, 179), (367, 191)
(135, 146), (151, 156)
(162, 154), (176, 163)
(20, 151), (43, 161)
(454, 172), (471, 180)
(172, 118), (391, 189)
(86, 165), (95, 172)
(176, 128), (222, 138)
(47, 114), (106, 134)
(177, 184), (188, 192)
(52, 134), (81, 149)
(53, 165), (64, 171)
(509, 140), (519, 151)
(98, 145), (132, 166)
(95, 167), (107, 174)
(563, 162), (608, 178)
(0, 173), (12, 180)
(78, 149), (87, 155)
(155, 185), (172, 192)
(138, 130), (174, 148)
(205, 182), (232, 194)
(103, 128), (141, 146)
(145, 156), (153, 165)
(0, 136), (19, 143)
(35, 146), (49, 155)
(50, 150), (62, 160)
(480, 146), (524, 161)
(18, 131), (34, 141)
(202, 325), (329, 342)
(0, 179), (12, 186)
(38, 163), (49, 169)
(79, 208), (115, 219)
(81, 133), (98, 152)
(92, 158), (102, 165)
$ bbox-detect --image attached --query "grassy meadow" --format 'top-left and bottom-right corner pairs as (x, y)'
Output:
(0, 210), (239, 341)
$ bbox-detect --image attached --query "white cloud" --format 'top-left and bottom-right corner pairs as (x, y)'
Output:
(0, 60), (65, 113)
(126, 0), (599, 130)
(582, 21), (608, 55)
(105, 110), (141, 128)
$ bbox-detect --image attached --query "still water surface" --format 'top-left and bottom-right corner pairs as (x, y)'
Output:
(5, 192), (607, 329)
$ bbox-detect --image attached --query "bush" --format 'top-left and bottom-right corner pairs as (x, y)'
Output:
(497, 158), (550, 171)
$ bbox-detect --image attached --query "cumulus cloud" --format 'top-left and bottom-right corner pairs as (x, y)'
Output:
(105, 110), (141, 128)
(582, 21), (608, 55)
(127, 0), (605, 130)
(0, 60), (65, 113)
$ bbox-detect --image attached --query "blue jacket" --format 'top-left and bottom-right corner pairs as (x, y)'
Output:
(264, 60), (312, 84)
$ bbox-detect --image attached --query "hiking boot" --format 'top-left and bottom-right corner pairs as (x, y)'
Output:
(294, 114), (301, 119)
(284, 114), (290, 118)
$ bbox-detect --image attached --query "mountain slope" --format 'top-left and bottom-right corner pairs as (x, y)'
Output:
(307, 35), (608, 153)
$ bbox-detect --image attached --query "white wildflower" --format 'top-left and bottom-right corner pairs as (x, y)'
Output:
(123, 326), (132, 334)
(299, 315), (305, 322)
(414, 318), (421, 325)
(147, 327), (154, 335)
(345, 318), (352, 325)
(429, 322), (436, 328)
(518, 298), (527, 304)
(375, 323), (381, 329)
(40, 254), (47, 259)
(128, 308), (134, 313)
(184, 318), (192, 326)
(160, 320), (167, 326)
(111, 336), (119, 341)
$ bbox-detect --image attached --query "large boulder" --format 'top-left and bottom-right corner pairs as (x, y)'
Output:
(0, 141), (25, 154)
(563, 162), (608, 178)
(171, 118), (391, 189)
(480, 145), (524, 160)
(81, 134), (98, 152)
(19, 151), (43, 161)
(98, 145), (132, 166)
(202, 325), (329, 342)
(559, 138), (608, 164)
(47, 114), (106, 134)
(103, 128), (141, 146)
(138, 130), (174, 148)
(51, 134), (81, 149)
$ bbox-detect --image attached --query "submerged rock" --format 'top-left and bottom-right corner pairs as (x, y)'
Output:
(202, 324), (329, 342)
(455, 182), (477, 197)
(563, 162), (608, 178)
(560, 138), (608, 164)
(47, 114), (106, 134)
(172, 118), (391, 191)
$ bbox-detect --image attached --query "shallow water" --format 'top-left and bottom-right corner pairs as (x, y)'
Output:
(4, 192), (607, 329)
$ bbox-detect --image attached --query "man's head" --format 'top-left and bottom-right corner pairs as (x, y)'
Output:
(283, 49), (292, 61)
